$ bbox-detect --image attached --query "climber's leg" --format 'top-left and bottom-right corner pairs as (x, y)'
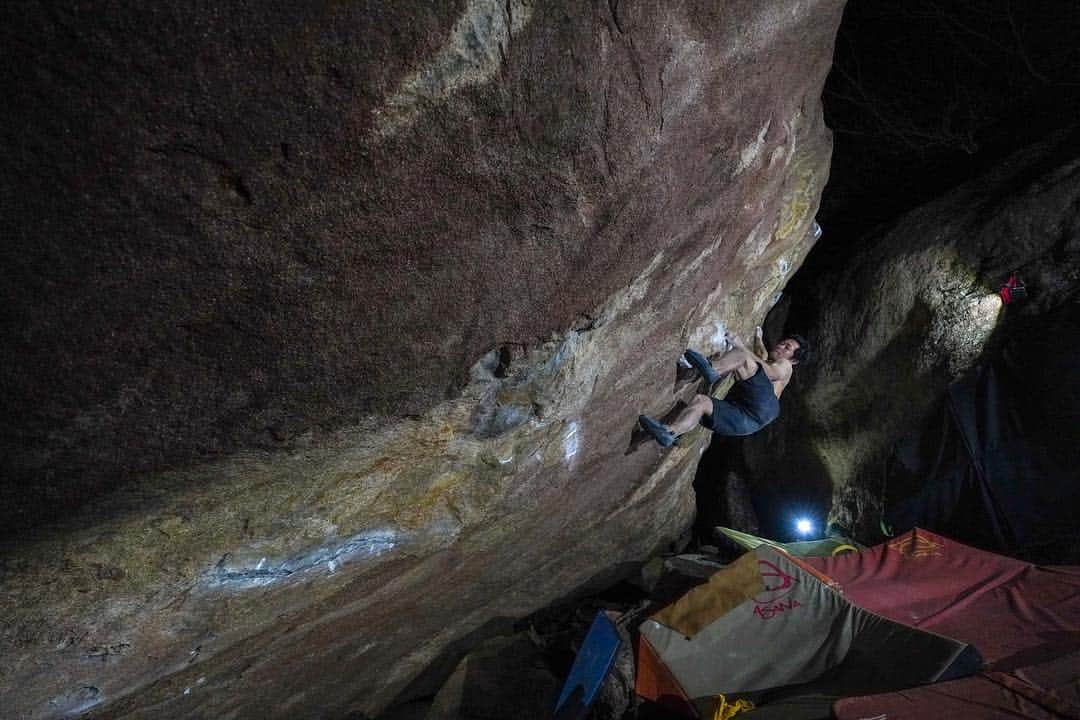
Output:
(665, 394), (716, 436)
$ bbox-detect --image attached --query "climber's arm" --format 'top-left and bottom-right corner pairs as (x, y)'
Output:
(753, 326), (768, 362)
(712, 335), (758, 377)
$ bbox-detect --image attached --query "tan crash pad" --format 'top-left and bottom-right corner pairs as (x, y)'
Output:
(650, 551), (763, 638)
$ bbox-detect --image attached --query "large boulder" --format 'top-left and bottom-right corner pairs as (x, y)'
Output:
(740, 127), (1080, 542)
(0, 1), (842, 717)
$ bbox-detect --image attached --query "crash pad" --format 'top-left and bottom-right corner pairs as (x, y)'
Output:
(554, 610), (622, 720)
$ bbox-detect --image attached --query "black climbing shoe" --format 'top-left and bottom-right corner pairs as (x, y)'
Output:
(683, 349), (721, 385)
(638, 415), (676, 448)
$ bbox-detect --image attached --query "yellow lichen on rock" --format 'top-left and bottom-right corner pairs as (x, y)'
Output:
(774, 146), (819, 245)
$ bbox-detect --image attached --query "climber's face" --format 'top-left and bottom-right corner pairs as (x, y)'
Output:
(771, 338), (802, 364)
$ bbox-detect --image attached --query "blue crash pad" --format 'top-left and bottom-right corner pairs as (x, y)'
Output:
(553, 610), (622, 720)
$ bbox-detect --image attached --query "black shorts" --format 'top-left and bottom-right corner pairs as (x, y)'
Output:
(702, 364), (780, 436)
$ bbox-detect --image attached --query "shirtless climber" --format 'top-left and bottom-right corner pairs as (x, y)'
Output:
(638, 328), (811, 447)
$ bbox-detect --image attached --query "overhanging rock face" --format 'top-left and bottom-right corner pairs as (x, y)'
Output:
(0, 2), (842, 717)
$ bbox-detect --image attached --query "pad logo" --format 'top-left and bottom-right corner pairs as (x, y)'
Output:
(888, 534), (944, 559)
(753, 560), (801, 620)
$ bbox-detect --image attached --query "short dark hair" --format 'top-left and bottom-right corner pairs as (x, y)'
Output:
(788, 334), (812, 365)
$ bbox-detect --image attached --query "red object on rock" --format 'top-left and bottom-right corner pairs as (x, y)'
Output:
(1000, 273), (1025, 304)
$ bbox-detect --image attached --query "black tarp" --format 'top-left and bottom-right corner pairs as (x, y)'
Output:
(885, 308), (1080, 560)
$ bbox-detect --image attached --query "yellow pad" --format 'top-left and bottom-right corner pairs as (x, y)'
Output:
(651, 552), (763, 638)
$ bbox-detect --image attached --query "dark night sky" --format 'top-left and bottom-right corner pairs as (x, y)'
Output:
(788, 0), (1080, 328)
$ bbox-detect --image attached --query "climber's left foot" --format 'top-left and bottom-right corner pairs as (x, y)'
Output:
(638, 415), (676, 448)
